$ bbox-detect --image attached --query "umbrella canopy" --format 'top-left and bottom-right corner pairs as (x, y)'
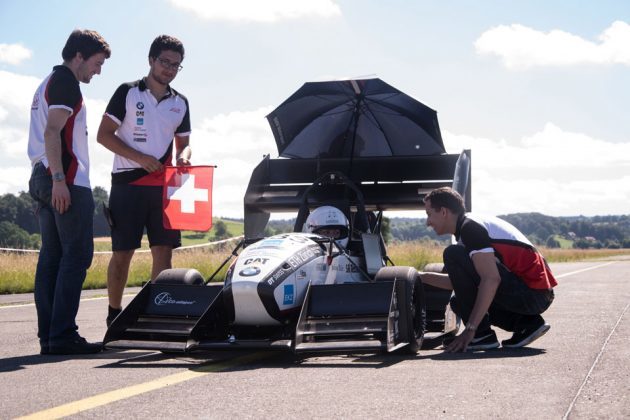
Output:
(266, 78), (445, 159)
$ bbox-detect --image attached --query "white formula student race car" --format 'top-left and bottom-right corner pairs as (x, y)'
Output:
(104, 152), (469, 356)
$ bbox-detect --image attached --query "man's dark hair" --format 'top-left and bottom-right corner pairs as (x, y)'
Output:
(424, 187), (466, 215)
(148, 35), (185, 60)
(62, 29), (111, 61)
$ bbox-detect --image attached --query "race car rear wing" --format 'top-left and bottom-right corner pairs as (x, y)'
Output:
(244, 150), (471, 238)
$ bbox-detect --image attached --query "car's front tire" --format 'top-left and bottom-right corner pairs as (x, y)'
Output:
(375, 266), (426, 354)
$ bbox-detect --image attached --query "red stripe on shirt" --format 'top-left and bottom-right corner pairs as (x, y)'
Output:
(493, 242), (558, 289)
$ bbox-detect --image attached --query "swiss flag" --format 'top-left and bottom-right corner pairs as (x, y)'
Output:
(162, 165), (214, 231)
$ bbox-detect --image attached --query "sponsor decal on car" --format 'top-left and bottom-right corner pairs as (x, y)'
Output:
(264, 245), (323, 288)
(286, 247), (317, 269)
(243, 257), (270, 265)
(255, 239), (284, 249)
(331, 263), (359, 273)
(283, 284), (294, 305)
(154, 292), (195, 306)
(239, 266), (261, 277)
(242, 248), (282, 258)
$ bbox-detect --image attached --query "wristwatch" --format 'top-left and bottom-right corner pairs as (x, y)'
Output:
(52, 172), (65, 182)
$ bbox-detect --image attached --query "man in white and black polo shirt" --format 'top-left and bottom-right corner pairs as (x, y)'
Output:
(419, 187), (556, 352)
(28, 29), (110, 355)
(97, 35), (192, 326)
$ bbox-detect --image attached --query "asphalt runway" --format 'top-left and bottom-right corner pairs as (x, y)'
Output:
(1, 260), (628, 419)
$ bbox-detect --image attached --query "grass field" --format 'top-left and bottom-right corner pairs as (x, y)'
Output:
(93, 218), (244, 252)
(2, 239), (629, 294)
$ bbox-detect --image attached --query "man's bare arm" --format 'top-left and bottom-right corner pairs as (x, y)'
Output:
(175, 135), (191, 166)
(44, 108), (71, 214)
(418, 271), (453, 290)
(467, 252), (502, 330)
(445, 251), (501, 352)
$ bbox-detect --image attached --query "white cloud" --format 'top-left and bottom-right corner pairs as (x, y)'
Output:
(0, 43), (32, 65)
(0, 70), (39, 124)
(191, 107), (278, 217)
(444, 124), (630, 216)
(168, 0), (341, 23)
(0, 71), (40, 193)
(85, 98), (113, 192)
(474, 21), (630, 69)
(2, 67), (628, 218)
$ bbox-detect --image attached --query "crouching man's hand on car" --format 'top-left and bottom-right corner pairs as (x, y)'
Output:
(445, 328), (475, 352)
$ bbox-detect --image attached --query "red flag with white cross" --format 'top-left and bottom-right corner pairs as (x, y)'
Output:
(162, 166), (214, 231)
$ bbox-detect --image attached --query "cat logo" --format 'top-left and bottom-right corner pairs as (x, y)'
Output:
(244, 257), (269, 265)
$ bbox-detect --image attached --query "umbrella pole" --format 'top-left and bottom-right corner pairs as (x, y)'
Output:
(348, 94), (364, 178)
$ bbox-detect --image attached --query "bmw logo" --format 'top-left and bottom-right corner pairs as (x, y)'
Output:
(136, 102), (145, 110)
(239, 266), (261, 277)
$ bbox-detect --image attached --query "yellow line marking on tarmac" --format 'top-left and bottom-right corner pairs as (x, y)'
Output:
(16, 352), (271, 420)
(0, 293), (138, 309)
(555, 261), (616, 279)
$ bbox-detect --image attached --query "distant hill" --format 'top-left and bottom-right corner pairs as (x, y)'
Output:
(263, 213), (630, 249)
(1, 190), (628, 249)
(497, 213), (630, 249)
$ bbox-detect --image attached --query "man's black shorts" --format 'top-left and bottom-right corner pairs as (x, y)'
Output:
(109, 183), (181, 251)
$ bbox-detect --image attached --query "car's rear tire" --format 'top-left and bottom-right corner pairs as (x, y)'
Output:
(375, 266), (426, 354)
(153, 268), (204, 285)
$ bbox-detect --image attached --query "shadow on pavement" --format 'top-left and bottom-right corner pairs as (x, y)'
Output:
(427, 347), (546, 360)
(95, 350), (407, 370)
(96, 348), (283, 370)
(1, 345), (547, 373)
(0, 349), (157, 373)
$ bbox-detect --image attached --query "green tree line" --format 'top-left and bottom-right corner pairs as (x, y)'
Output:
(1, 190), (629, 249)
(265, 212), (630, 249)
(0, 188), (110, 249)
(389, 213), (630, 249)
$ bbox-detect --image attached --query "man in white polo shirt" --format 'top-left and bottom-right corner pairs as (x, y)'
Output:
(97, 35), (192, 326)
(28, 29), (110, 355)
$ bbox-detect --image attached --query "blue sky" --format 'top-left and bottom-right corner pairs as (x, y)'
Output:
(1, 0), (629, 218)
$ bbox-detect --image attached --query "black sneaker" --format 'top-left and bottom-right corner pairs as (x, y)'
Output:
(502, 321), (550, 348)
(467, 330), (500, 351)
(443, 329), (500, 351)
(106, 306), (122, 327)
(49, 337), (102, 355)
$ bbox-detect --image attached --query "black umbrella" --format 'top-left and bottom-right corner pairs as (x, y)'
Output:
(266, 78), (445, 159)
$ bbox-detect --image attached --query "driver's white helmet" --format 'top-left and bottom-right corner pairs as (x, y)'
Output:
(304, 206), (350, 247)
